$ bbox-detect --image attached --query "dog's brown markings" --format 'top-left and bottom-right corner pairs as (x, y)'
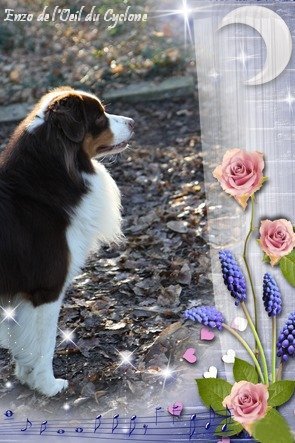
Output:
(82, 129), (114, 158)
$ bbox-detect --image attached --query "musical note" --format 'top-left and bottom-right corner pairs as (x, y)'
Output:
(40, 420), (47, 435)
(143, 424), (148, 435)
(189, 414), (197, 439)
(21, 418), (32, 432)
(75, 427), (83, 433)
(221, 406), (232, 432)
(94, 414), (102, 433)
(205, 406), (215, 430)
(57, 429), (65, 434)
(112, 413), (119, 433)
(172, 404), (181, 424)
(155, 406), (162, 425)
(128, 415), (136, 437)
(4, 410), (13, 418)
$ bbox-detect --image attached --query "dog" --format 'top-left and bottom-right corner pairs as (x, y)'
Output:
(0, 87), (134, 396)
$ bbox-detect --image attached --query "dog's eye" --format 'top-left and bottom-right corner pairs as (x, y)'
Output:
(96, 114), (105, 123)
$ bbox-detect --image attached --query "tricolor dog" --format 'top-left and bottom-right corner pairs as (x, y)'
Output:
(0, 87), (134, 396)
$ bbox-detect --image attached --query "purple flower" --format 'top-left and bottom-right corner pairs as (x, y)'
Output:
(219, 250), (247, 306)
(277, 312), (295, 362)
(262, 273), (282, 317)
(184, 306), (224, 331)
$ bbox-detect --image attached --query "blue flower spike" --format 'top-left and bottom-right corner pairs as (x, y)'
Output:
(262, 273), (282, 317)
(184, 306), (224, 331)
(219, 250), (247, 306)
(277, 312), (295, 362)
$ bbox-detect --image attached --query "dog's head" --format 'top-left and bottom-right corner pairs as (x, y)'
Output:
(26, 87), (134, 160)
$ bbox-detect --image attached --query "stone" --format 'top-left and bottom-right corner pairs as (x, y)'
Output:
(0, 76), (195, 122)
(103, 76), (195, 102)
(0, 103), (32, 123)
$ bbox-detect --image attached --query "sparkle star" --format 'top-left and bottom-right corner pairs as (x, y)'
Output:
(58, 328), (78, 348)
(181, 0), (193, 48)
(0, 305), (20, 325)
(116, 349), (136, 369)
(228, 44), (257, 71)
(282, 90), (295, 111)
(209, 69), (220, 80)
(158, 362), (183, 391)
(63, 402), (70, 411)
(161, 366), (174, 379)
(154, 0), (193, 47)
(181, 0), (191, 18)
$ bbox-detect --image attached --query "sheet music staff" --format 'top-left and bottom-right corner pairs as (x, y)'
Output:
(0, 405), (247, 441)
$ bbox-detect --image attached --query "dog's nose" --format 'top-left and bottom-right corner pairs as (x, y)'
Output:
(128, 118), (135, 130)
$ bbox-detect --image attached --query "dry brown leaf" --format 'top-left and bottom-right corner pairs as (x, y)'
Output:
(167, 221), (188, 233)
(178, 263), (192, 285)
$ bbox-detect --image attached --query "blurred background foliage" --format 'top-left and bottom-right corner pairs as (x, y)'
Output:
(0, 0), (195, 105)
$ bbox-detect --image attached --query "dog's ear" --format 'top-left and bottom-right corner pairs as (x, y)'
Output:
(46, 94), (86, 143)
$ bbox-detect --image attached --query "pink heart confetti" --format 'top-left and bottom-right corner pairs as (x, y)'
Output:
(167, 402), (183, 416)
(182, 348), (197, 364)
(200, 327), (215, 341)
(217, 439), (231, 443)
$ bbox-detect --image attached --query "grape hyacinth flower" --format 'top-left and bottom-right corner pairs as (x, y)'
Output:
(277, 312), (295, 362)
(262, 273), (282, 317)
(184, 306), (224, 331)
(184, 304), (266, 382)
(219, 250), (247, 305)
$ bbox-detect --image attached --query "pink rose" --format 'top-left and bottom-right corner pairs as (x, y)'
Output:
(222, 381), (269, 435)
(213, 149), (265, 209)
(259, 219), (295, 266)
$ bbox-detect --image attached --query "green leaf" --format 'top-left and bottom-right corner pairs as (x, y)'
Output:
(215, 418), (243, 437)
(233, 357), (258, 383)
(280, 250), (295, 287)
(196, 378), (232, 415)
(268, 380), (295, 407)
(253, 408), (294, 443)
(262, 253), (271, 264)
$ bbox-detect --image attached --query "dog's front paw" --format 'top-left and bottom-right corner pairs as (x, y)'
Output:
(25, 368), (69, 397)
(38, 378), (69, 397)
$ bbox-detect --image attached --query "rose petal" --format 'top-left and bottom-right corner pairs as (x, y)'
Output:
(223, 381), (269, 428)
(234, 194), (250, 209)
(259, 219), (295, 264)
(213, 149), (265, 208)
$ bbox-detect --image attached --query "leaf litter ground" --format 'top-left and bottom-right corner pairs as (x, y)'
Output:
(0, 97), (215, 417)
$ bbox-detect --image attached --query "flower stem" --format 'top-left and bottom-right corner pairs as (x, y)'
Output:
(242, 195), (259, 354)
(222, 323), (265, 383)
(272, 316), (277, 383)
(276, 362), (283, 381)
(241, 302), (269, 385)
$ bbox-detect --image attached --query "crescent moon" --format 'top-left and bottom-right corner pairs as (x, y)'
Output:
(218, 6), (292, 85)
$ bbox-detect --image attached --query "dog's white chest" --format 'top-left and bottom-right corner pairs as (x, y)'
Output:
(66, 161), (122, 282)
